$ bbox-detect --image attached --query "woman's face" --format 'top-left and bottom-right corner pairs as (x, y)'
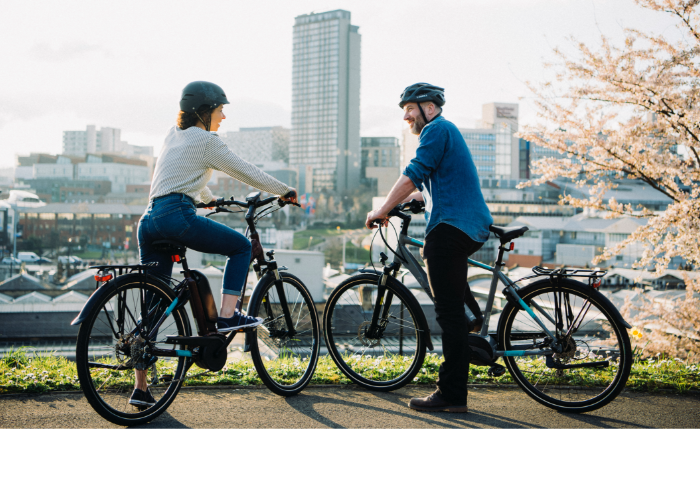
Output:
(210, 104), (226, 131)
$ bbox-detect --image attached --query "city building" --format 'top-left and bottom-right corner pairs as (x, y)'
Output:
(221, 126), (289, 165)
(290, 9), (361, 195)
(361, 137), (400, 196)
(63, 125), (153, 157)
(505, 212), (650, 268)
(25, 178), (112, 203)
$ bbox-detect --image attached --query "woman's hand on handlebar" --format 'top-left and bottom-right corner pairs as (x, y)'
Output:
(281, 188), (297, 203)
(366, 209), (389, 229)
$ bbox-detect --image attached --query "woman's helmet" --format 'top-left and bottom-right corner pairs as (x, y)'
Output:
(399, 83), (445, 109)
(179, 81), (230, 112)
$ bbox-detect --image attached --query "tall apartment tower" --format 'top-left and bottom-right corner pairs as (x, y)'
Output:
(291, 10), (361, 195)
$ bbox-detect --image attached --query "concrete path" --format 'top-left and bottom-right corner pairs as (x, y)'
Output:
(1, 385), (698, 429)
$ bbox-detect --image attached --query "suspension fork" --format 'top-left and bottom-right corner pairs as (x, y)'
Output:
(366, 263), (399, 339)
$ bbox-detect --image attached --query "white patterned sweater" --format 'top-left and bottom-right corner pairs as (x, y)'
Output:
(149, 126), (291, 203)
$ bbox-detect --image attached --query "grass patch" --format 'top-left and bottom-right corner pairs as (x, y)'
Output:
(2, 349), (699, 394)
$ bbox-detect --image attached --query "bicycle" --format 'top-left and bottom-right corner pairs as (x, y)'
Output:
(323, 200), (633, 413)
(73, 191), (320, 426)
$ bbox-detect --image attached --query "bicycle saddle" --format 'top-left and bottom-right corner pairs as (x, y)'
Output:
(489, 225), (529, 244)
(152, 240), (187, 255)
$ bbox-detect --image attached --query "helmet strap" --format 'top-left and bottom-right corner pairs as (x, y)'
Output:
(417, 102), (438, 128)
(194, 110), (210, 132)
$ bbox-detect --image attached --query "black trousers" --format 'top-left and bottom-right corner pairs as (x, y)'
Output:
(422, 223), (484, 405)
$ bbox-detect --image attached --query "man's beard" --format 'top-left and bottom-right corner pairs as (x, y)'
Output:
(410, 115), (426, 135)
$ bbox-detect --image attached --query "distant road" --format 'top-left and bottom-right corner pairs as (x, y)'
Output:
(1, 386), (698, 429)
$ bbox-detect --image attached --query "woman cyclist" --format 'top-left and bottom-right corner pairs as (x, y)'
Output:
(131, 81), (296, 407)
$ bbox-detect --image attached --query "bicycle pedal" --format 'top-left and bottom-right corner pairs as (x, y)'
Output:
(487, 364), (507, 377)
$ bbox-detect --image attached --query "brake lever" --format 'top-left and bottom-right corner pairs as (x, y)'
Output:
(205, 207), (234, 217)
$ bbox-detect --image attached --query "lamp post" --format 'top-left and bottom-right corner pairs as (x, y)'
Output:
(10, 204), (18, 278)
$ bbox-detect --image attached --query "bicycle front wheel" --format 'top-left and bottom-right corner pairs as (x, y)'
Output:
(247, 271), (320, 396)
(75, 273), (191, 426)
(499, 278), (632, 413)
(323, 273), (427, 391)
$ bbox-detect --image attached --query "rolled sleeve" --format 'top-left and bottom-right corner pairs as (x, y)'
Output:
(402, 124), (446, 192)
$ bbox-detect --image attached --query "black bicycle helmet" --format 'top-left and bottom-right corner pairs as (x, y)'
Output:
(179, 81), (230, 113)
(399, 82), (445, 109)
(400, 82), (445, 127)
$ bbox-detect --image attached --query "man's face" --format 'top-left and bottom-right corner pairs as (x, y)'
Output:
(403, 103), (426, 135)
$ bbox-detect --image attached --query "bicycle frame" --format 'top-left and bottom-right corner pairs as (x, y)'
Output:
(376, 210), (559, 358)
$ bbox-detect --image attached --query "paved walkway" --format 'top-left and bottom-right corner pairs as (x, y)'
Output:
(1, 386), (699, 429)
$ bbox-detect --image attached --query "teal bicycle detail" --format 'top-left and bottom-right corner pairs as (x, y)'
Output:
(323, 200), (633, 413)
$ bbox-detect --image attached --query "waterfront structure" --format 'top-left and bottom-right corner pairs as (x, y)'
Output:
(290, 9), (361, 195)
(63, 125), (153, 157)
(361, 137), (400, 195)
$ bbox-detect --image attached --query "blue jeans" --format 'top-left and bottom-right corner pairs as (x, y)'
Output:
(137, 193), (251, 296)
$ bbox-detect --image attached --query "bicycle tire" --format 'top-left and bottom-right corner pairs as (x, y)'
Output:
(498, 278), (632, 413)
(323, 273), (428, 391)
(247, 271), (320, 396)
(76, 273), (191, 426)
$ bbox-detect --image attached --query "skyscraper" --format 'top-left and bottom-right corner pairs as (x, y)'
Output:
(291, 10), (361, 195)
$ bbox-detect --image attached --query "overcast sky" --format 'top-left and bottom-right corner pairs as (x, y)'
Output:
(0, 0), (679, 168)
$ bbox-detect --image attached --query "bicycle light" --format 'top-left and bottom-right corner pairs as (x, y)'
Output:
(171, 254), (181, 262)
(94, 274), (112, 282)
(509, 242), (515, 251)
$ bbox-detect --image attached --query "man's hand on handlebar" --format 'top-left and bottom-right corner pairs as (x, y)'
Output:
(366, 209), (389, 229)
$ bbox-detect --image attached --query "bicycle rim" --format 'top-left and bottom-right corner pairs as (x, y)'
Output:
(324, 275), (426, 390)
(76, 276), (189, 426)
(501, 280), (631, 412)
(248, 272), (319, 396)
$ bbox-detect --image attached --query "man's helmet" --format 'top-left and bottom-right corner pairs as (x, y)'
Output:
(399, 83), (445, 109)
(179, 81), (230, 113)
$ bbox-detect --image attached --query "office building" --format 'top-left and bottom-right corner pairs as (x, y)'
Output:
(63, 125), (153, 157)
(290, 9), (361, 195)
(221, 126), (289, 165)
(361, 137), (400, 196)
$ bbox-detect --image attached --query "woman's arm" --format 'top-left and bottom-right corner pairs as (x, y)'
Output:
(204, 135), (291, 196)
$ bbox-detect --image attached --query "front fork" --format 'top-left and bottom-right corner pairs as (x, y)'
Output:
(365, 264), (399, 340)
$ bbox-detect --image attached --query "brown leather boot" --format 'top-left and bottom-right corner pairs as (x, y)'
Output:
(408, 391), (468, 413)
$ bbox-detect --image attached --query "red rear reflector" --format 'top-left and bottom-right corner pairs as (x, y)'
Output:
(171, 255), (181, 262)
(94, 274), (113, 282)
(509, 242), (514, 251)
(593, 279), (601, 288)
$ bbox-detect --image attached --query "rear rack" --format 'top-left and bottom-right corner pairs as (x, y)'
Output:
(508, 265), (607, 290)
(531, 266), (607, 279)
(89, 263), (159, 289)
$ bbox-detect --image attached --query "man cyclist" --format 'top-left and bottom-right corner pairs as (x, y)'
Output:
(365, 83), (493, 413)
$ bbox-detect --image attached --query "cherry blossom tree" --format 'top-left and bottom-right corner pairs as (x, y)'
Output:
(517, 0), (700, 356)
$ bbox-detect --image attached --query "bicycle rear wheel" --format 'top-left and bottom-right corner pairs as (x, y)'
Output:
(76, 273), (190, 426)
(323, 273), (427, 391)
(247, 271), (320, 396)
(499, 278), (632, 413)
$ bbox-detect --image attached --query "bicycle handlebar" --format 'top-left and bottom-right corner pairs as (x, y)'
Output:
(195, 194), (300, 210)
(368, 200), (425, 228)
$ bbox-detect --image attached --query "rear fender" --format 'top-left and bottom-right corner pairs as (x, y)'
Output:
(71, 279), (117, 326)
(70, 273), (181, 327)
(496, 278), (632, 344)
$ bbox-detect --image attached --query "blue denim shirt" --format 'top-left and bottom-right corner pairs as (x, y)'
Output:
(403, 115), (493, 243)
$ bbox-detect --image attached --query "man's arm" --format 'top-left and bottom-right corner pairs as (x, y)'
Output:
(365, 175), (418, 229)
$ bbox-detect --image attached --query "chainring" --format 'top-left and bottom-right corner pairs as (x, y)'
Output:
(194, 334), (228, 372)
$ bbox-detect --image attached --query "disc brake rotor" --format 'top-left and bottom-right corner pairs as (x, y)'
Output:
(358, 321), (381, 347)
